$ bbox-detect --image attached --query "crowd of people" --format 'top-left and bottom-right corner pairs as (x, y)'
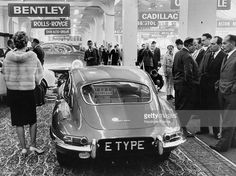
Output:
(1, 30), (236, 156)
(137, 33), (236, 152)
(84, 40), (123, 66)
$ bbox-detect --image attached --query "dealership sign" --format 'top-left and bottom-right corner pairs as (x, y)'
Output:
(139, 12), (179, 21)
(31, 20), (70, 28)
(45, 29), (71, 35)
(138, 12), (179, 27)
(217, 20), (236, 27)
(8, 4), (70, 17)
(170, 0), (231, 10)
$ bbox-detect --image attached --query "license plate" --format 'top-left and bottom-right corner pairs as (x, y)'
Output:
(98, 138), (154, 153)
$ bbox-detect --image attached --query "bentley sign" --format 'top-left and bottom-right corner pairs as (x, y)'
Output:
(8, 4), (70, 17)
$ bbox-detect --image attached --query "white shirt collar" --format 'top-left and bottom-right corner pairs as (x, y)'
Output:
(227, 48), (236, 58)
(183, 46), (189, 52)
(213, 49), (221, 58)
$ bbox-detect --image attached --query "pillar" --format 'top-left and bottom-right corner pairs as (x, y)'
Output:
(104, 12), (115, 45)
(122, 0), (138, 66)
(90, 22), (96, 43)
(179, 0), (217, 39)
(94, 16), (104, 47)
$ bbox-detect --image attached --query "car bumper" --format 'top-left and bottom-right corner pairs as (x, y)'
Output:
(50, 127), (186, 159)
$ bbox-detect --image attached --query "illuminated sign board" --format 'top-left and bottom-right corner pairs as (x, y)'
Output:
(8, 4), (70, 17)
(217, 20), (236, 27)
(138, 12), (179, 27)
(45, 29), (71, 35)
(170, 0), (231, 10)
(139, 12), (179, 21)
(31, 20), (70, 28)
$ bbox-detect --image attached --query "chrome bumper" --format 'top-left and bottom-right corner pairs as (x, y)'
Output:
(162, 137), (186, 148)
(51, 128), (186, 158)
(51, 129), (92, 152)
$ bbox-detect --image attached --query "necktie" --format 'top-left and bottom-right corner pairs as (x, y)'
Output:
(206, 52), (215, 71)
(222, 54), (228, 66)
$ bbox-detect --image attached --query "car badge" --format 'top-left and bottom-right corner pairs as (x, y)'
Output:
(112, 117), (131, 122)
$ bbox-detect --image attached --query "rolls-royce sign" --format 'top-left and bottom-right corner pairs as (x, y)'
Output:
(8, 4), (70, 17)
(31, 20), (70, 28)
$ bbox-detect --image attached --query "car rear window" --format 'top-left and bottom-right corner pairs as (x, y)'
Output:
(81, 82), (151, 104)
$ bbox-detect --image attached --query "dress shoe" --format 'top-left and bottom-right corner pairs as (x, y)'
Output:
(29, 146), (44, 154)
(210, 145), (228, 152)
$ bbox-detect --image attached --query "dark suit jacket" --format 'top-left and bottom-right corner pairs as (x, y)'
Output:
(153, 47), (161, 68)
(200, 50), (226, 109)
(84, 48), (100, 66)
(137, 48), (145, 65)
(219, 50), (236, 95)
(172, 48), (199, 85)
(195, 49), (205, 66)
(141, 49), (154, 67)
(33, 45), (45, 65)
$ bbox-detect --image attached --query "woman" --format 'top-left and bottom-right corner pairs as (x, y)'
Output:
(163, 45), (174, 100)
(2, 31), (44, 155)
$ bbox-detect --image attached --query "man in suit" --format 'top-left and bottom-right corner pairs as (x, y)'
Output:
(196, 36), (226, 138)
(175, 39), (183, 51)
(4, 39), (14, 58)
(192, 38), (205, 66)
(140, 43), (154, 74)
(172, 38), (199, 137)
(137, 43), (146, 66)
(31, 38), (45, 66)
(210, 34), (236, 152)
(150, 41), (161, 69)
(84, 40), (100, 66)
(201, 33), (212, 54)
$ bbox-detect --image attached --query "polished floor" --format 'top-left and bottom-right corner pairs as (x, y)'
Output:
(0, 96), (236, 175)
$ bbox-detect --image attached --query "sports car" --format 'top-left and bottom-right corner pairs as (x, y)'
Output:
(50, 66), (185, 166)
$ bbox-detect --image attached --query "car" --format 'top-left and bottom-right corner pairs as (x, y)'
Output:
(50, 65), (185, 166)
(41, 42), (85, 87)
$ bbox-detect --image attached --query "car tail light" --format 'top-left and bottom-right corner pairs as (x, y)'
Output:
(163, 132), (182, 142)
(63, 135), (73, 142)
(80, 137), (88, 145)
(63, 135), (88, 146)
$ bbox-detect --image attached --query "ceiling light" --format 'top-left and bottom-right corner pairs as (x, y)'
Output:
(74, 9), (79, 15)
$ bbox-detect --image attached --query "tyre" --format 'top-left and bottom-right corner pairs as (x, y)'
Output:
(56, 151), (71, 167)
(159, 151), (171, 161)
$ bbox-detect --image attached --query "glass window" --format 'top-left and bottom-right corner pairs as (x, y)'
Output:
(81, 81), (151, 105)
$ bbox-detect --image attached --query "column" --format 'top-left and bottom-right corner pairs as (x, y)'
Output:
(104, 12), (115, 45)
(94, 16), (104, 47)
(122, 0), (138, 66)
(179, 0), (217, 39)
(90, 22), (96, 43)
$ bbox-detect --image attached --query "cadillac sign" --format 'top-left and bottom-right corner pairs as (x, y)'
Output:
(8, 4), (70, 17)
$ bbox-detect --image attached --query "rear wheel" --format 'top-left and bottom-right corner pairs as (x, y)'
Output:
(56, 151), (71, 167)
(159, 151), (171, 161)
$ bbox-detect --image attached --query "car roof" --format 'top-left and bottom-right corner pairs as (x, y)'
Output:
(71, 66), (152, 86)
